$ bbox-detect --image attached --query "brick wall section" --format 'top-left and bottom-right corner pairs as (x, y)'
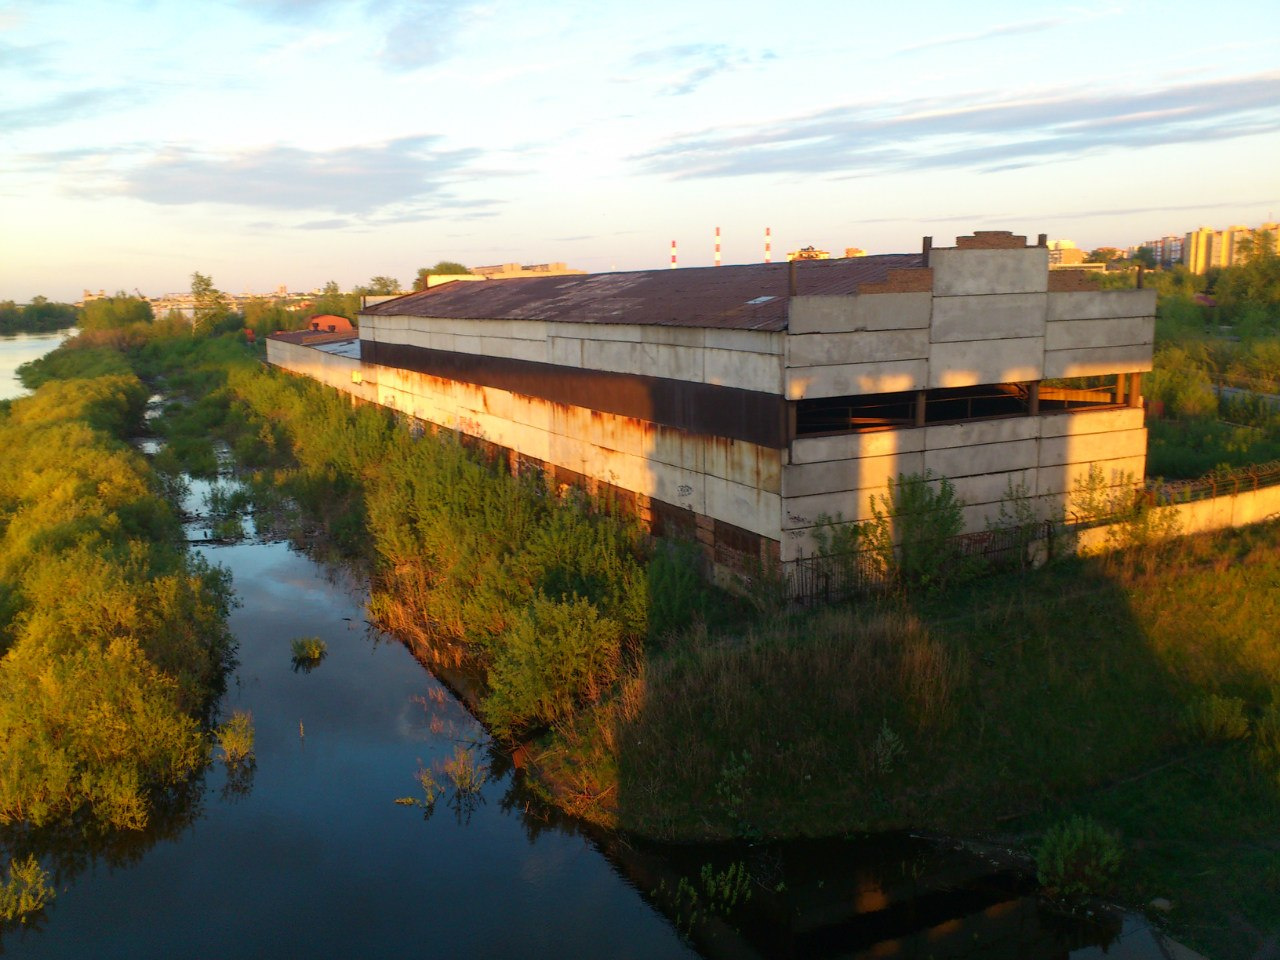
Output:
(859, 267), (935, 294)
(1048, 270), (1105, 292)
(955, 231), (1029, 249)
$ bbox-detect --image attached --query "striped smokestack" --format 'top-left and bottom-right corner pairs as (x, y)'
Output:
(715, 226), (721, 267)
(765, 226), (772, 263)
(670, 240), (677, 269)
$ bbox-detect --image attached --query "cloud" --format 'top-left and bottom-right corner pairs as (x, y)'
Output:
(894, 17), (1067, 54)
(109, 135), (485, 215)
(0, 88), (137, 132)
(296, 218), (352, 230)
(235, 0), (485, 70)
(623, 42), (774, 97)
(636, 71), (1280, 179)
(0, 38), (49, 71)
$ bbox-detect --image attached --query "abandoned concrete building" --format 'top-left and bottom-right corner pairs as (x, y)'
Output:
(266, 230), (1156, 576)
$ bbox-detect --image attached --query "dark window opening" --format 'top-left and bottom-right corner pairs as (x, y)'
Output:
(797, 384), (1034, 436)
(796, 391), (915, 435)
(1039, 375), (1124, 412)
(923, 383), (1030, 423)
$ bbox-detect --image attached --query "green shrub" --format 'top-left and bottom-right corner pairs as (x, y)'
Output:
(864, 471), (975, 591)
(1036, 815), (1123, 900)
(0, 855), (53, 924)
(483, 595), (623, 739)
(1254, 699), (1280, 766)
(216, 710), (255, 765)
(1183, 693), (1250, 743)
(290, 636), (327, 666)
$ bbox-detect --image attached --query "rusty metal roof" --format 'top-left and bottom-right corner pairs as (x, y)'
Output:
(363, 254), (926, 331)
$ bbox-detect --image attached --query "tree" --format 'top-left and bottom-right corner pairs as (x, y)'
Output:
(80, 293), (153, 331)
(362, 276), (401, 295)
(1133, 246), (1157, 269)
(1086, 247), (1123, 264)
(311, 281), (359, 321)
(412, 261), (471, 292)
(190, 272), (228, 332)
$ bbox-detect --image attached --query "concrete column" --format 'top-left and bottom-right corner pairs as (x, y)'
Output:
(1129, 372), (1143, 408)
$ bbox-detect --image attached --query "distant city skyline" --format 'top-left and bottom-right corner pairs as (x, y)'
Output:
(2, 0), (1278, 303)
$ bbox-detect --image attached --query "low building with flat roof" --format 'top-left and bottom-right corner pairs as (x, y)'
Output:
(267, 229), (1155, 578)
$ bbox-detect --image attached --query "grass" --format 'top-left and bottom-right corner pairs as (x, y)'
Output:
(290, 636), (327, 669)
(195, 342), (1280, 960)
(531, 522), (1280, 959)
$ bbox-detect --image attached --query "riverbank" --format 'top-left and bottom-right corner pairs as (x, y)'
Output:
(198, 360), (1272, 958)
(19, 328), (1277, 958)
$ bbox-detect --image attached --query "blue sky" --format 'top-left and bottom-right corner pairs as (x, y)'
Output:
(2, 0), (1278, 302)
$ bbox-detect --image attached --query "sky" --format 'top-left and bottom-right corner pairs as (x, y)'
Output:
(2, 0), (1278, 303)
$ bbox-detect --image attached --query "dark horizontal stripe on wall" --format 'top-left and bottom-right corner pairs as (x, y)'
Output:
(362, 339), (788, 449)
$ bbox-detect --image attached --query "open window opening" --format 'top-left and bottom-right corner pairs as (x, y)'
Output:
(922, 383), (1030, 424)
(796, 391), (915, 436)
(796, 383), (1034, 436)
(1039, 375), (1128, 412)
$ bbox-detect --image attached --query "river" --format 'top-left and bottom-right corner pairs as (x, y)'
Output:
(0, 329), (76, 400)
(0, 337), (1174, 958)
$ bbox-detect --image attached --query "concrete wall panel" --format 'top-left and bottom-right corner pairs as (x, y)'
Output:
(1039, 407), (1144, 437)
(788, 292), (932, 335)
(1047, 289), (1157, 322)
(787, 329), (929, 367)
(930, 293), (1047, 342)
(924, 417), (1040, 450)
(1039, 428), (1147, 467)
(926, 438), (1039, 479)
(928, 337), (1043, 387)
(1044, 344), (1154, 378)
(791, 429), (925, 465)
(931, 248), (1049, 296)
(787, 358), (927, 399)
(1045, 316), (1154, 352)
(782, 451), (924, 498)
(705, 347), (784, 393)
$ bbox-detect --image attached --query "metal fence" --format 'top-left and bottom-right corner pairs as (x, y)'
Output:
(1147, 460), (1280, 504)
(786, 521), (1054, 604)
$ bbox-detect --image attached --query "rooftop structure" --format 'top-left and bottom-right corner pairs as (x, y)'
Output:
(268, 229), (1156, 579)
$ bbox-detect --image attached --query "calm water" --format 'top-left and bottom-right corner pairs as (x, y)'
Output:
(4, 502), (695, 958)
(0, 329), (74, 399)
(0, 339), (1170, 959)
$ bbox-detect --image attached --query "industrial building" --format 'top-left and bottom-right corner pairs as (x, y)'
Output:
(266, 230), (1156, 577)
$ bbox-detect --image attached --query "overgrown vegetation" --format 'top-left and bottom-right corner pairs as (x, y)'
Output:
(0, 370), (233, 835)
(215, 710), (255, 765)
(290, 636), (327, 670)
(0, 855), (53, 924)
(17, 294), (1280, 956)
(1035, 815), (1123, 902)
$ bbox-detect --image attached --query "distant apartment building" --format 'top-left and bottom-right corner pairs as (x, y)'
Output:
(1183, 222), (1279, 273)
(787, 246), (830, 261)
(1047, 241), (1087, 267)
(470, 262), (586, 279)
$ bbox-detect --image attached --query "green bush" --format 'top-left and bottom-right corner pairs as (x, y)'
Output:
(1036, 815), (1123, 900)
(1184, 693), (1250, 743)
(0, 855), (53, 924)
(483, 595), (623, 739)
(290, 636), (327, 666)
(1253, 699), (1280, 766)
(216, 710), (255, 765)
(864, 471), (975, 591)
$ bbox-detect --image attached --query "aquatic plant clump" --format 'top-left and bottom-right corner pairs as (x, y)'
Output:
(1036, 815), (1123, 901)
(0, 855), (54, 924)
(216, 710), (255, 765)
(290, 636), (327, 669)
